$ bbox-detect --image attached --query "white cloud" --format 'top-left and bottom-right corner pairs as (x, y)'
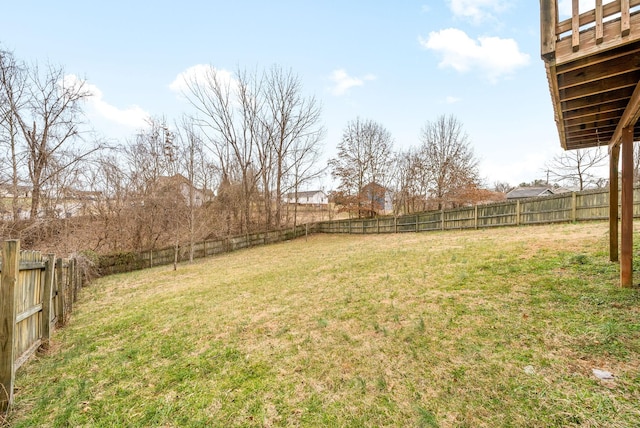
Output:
(64, 74), (149, 129)
(169, 64), (238, 103)
(448, 0), (508, 23)
(445, 96), (461, 104)
(328, 69), (376, 96)
(419, 28), (530, 82)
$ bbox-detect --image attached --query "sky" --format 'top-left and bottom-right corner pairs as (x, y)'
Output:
(0, 0), (610, 189)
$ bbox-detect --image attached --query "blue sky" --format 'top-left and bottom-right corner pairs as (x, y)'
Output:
(0, 1), (606, 188)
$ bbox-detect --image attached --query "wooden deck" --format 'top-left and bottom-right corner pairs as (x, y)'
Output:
(541, 0), (640, 150)
(541, 0), (640, 287)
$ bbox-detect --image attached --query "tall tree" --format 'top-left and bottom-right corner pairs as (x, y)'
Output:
(9, 62), (95, 219)
(183, 66), (263, 234)
(546, 147), (607, 190)
(124, 117), (176, 252)
(262, 65), (324, 228)
(182, 65), (324, 232)
(419, 115), (479, 209)
(0, 48), (27, 221)
(328, 118), (394, 217)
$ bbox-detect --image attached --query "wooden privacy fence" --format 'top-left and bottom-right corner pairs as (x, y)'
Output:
(0, 240), (84, 410)
(316, 188), (640, 234)
(98, 224), (315, 275)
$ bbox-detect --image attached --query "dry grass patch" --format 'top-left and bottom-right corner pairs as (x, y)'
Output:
(6, 222), (640, 427)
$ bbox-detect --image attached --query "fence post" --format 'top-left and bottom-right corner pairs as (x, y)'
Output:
(474, 205), (479, 230)
(571, 192), (577, 222)
(394, 216), (398, 233)
(0, 240), (19, 411)
(56, 258), (65, 328)
(70, 258), (77, 303)
(41, 253), (56, 348)
(441, 209), (445, 230)
(516, 200), (521, 226)
(377, 218), (380, 234)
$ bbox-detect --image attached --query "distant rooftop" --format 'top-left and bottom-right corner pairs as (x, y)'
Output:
(506, 186), (555, 199)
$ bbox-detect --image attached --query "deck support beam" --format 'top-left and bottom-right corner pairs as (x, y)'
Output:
(621, 127), (634, 287)
(610, 144), (620, 262)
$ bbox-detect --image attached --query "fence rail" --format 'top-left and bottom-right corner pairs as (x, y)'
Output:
(97, 224), (315, 275)
(0, 241), (83, 410)
(316, 188), (639, 234)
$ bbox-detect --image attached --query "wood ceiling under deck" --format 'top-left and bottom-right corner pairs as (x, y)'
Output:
(542, 0), (640, 150)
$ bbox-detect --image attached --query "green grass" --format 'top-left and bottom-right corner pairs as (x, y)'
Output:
(7, 222), (640, 427)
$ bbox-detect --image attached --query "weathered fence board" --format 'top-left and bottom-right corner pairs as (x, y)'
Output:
(0, 242), (79, 411)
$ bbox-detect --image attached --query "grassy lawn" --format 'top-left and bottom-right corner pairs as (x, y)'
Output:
(6, 222), (640, 427)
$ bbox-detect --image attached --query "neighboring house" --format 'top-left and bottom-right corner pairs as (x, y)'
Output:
(154, 174), (213, 207)
(0, 184), (32, 198)
(361, 182), (394, 215)
(50, 189), (103, 218)
(0, 184), (31, 221)
(506, 186), (556, 200)
(284, 190), (328, 207)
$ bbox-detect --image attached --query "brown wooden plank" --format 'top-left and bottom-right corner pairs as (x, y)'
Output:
(564, 108), (622, 128)
(560, 72), (639, 102)
(623, 0), (631, 36)
(0, 240), (19, 411)
(609, 80), (640, 148)
(565, 121), (617, 135)
(610, 144), (620, 262)
(561, 87), (633, 112)
(557, 43), (640, 76)
(540, 0), (558, 58)
(555, 13), (640, 65)
(55, 258), (65, 327)
(563, 102), (625, 120)
(42, 254), (55, 345)
(557, 0), (640, 33)
(596, 0), (604, 44)
(620, 128), (634, 287)
(572, 0), (580, 51)
(557, 53), (640, 90)
(545, 62), (567, 149)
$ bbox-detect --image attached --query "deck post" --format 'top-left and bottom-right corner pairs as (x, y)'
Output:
(621, 127), (634, 287)
(0, 240), (19, 411)
(540, 0), (557, 59)
(610, 145), (620, 262)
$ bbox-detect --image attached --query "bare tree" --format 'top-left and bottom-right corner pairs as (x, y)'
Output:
(328, 118), (394, 217)
(124, 117), (176, 253)
(183, 66), (264, 234)
(285, 131), (325, 228)
(10, 62), (96, 219)
(392, 146), (435, 214)
(176, 116), (210, 262)
(0, 48), (27, 221)
(419, 115), (480, 209)
(262, 66), (324, 228)
(493, 181), (513, 193)
(546, 147), (607, 190)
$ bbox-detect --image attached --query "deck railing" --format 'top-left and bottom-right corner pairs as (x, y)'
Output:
(541, 0), (640, 61)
